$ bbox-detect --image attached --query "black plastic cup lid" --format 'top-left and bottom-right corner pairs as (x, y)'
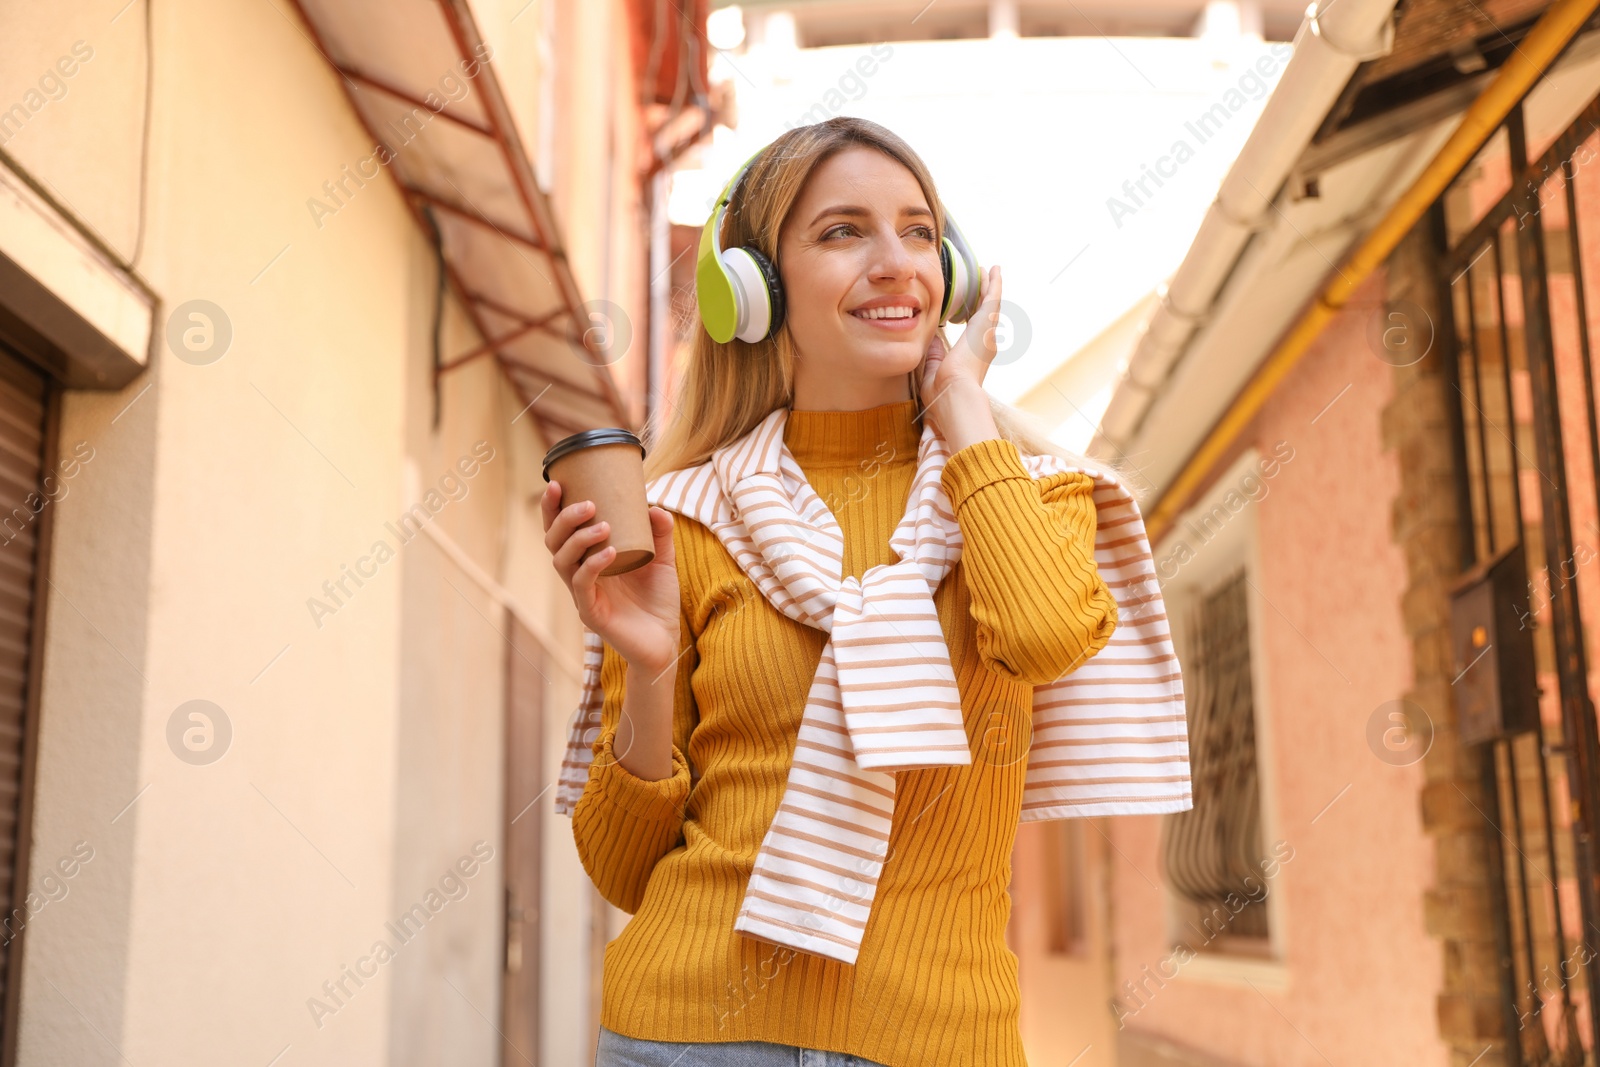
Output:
(541, 427), (646, 482)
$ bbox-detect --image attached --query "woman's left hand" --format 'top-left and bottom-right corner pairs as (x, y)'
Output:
(919, 264), (1002, 448)
(921, 264), (1002, 397)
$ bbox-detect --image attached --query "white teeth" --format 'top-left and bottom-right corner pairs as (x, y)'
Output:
(854, 306), (915, 319)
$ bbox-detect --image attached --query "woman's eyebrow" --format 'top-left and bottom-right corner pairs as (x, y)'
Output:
(807, 204), (936, 227)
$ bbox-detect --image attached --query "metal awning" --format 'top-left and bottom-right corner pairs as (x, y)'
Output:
(287, 0), (629, 444)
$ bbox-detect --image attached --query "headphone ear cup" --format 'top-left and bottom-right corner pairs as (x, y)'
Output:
(720, 246), (779, 343)
(743, 246), (785, 338)
(939, 240), (955, 325)
(941, 236), (976, 325)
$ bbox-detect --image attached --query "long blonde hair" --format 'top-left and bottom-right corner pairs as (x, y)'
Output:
(644, 116), (1125, 490)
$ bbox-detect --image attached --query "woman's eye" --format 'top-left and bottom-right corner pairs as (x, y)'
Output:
(821, 224), (935, 241)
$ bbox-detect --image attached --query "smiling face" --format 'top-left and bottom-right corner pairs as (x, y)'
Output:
(776, 146), (944, 410)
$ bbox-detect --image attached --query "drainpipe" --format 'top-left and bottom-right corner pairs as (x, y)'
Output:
(1094, 0), (1399, 454)
(1135, 0), (1600, 542)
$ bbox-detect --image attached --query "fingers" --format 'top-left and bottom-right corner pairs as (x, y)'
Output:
(543, 493), (597, 557)
(967, 266), (1003, 359)
(649, 506), (676, 566)
(552, 516), (612, 578)
(980, 265), (1002, 331)
(569, 536), (615, 606)
(543, 480), (609, 618)
(972, 265), (998, 310)
(539, 480), (561, 533)
(920, 327), (946, 384)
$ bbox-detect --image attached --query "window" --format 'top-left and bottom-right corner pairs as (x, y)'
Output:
(1150, 446), (1285, 972)
(1161, 568), (1271, 953)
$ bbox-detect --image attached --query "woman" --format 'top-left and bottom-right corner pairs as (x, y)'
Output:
(542, 117), (1160, 1067)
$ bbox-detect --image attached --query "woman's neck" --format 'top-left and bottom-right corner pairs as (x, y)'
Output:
(783, 397), (922, 468)
(790, 370), (913, 412)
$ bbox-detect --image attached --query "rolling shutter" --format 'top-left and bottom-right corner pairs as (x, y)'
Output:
(0, 343), (52, 1052)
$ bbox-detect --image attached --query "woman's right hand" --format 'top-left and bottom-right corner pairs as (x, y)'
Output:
(541, 481), (681, 673)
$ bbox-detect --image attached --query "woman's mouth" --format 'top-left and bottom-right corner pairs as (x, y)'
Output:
(849, 305), (921, 331)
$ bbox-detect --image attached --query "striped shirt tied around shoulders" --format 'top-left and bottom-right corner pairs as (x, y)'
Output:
(556, 404), (1191, 965)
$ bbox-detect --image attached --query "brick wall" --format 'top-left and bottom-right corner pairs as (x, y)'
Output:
(1381, 221), (1510, 1066)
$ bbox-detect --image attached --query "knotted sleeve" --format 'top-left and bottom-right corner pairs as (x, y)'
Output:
(939, 436), (1117, 685)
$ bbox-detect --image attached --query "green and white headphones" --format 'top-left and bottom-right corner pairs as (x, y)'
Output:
(694, 144), (984, 344)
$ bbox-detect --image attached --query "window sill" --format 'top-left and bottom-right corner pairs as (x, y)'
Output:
(1174, 950), (1289, 990)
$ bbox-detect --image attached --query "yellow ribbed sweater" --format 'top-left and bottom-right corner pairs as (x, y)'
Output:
(571, 397), (1117, 1067)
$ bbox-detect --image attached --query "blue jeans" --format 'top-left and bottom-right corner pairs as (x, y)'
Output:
(596, 1025), (891, 1066)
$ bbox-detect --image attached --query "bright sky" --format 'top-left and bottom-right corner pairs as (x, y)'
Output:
(671, 12), (1293, 449)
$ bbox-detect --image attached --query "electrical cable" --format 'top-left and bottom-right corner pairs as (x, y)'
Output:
(420, 203), (446, 430)
(129, 0), (153, 272)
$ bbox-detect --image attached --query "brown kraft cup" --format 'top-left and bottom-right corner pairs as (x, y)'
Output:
(541, 427), (654, 576)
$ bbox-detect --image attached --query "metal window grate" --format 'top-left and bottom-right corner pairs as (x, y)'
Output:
(1437, 91), (1600, 1066)
(1162, 568), (1269, 943)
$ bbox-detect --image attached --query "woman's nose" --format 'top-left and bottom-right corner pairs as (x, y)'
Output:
(868, 229), (917, 280)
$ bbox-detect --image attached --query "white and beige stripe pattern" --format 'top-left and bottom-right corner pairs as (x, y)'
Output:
(556, 405), (1190, 965)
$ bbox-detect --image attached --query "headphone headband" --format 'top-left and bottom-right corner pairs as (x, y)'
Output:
(708, 148), (764, 262)
(694, 141), (981, 345)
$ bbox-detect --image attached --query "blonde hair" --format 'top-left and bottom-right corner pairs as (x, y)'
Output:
(643, 116), (1127, 490)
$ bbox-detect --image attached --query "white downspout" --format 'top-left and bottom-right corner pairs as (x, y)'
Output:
(1094, 0), (1398, 456)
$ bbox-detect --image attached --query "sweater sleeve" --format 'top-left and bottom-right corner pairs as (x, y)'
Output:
(569, 597), (699, 914)
(939, 436), (1117, 685)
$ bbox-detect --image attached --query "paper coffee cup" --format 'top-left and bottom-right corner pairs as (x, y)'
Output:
(541, 428), (654, 576)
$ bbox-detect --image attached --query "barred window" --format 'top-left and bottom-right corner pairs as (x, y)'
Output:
(1162, 567), (1271, 949)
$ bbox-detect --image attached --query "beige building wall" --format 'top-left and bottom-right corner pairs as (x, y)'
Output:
(1012, 820), (1119, 1067)
(0, 0), (656, 1063)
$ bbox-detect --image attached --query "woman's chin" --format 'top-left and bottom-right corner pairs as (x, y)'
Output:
(839, 339), (926, 378)
(794, 330), (929, 386)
